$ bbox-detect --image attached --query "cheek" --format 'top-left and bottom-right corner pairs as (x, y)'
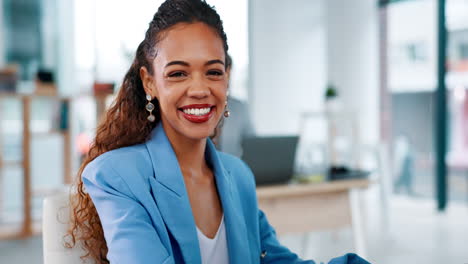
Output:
(155, 92), (175, 117)
(156, 81), (178, 105)
(214, 82), (228, 98)
(159, 94), (177, 113)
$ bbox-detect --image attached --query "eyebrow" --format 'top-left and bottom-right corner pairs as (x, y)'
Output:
(205, 59), (225, 66)
(165, 61), (189, 68)
(164, 59), (225, 68)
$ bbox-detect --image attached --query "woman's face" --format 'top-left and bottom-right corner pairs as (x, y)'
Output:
(142, 22), (229, 141)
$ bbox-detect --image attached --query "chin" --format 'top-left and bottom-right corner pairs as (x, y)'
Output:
(180, 126), (215, 140)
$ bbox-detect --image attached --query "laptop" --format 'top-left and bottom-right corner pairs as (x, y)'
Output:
(241, 136), (299, 186)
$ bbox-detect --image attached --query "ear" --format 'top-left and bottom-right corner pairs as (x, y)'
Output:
(140, 66), (158, 98)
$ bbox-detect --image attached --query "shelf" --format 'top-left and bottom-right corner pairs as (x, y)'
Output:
(0, 92), (72, 101)
(0, 223), (23, 240)
(0, 160), (22, 168)
(0, 221), (41, 240)
(31, 130), (68, 137)
(0, 130), (68, 137)
(0, 92), (108, 240)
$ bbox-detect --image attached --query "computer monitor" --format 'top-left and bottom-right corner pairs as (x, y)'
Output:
(241, 136), (299, 186)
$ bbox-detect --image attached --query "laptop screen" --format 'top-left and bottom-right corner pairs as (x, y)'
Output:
(241, 136), (299, 186)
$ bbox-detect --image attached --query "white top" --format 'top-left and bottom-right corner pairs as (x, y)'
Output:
(196, 215), (229, 264)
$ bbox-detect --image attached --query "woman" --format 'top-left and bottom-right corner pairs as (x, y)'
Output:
(68, 1), (370, 263)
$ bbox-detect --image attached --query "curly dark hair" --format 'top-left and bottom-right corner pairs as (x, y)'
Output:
(66, 0), (229, 262)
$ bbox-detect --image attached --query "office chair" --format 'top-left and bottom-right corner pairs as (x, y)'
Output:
(42, 192), (91, 264)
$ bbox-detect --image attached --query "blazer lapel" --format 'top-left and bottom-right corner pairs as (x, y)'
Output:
(205, 140), (253, 264)
(145, 124), (202, 264)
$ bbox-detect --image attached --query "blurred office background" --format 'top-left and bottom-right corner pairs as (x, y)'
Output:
(1, 0), (468, 263)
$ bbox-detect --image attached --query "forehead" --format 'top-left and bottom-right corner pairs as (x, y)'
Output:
(154, 22), (225, 64)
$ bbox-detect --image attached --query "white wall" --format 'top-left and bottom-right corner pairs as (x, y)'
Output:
(56, 0), (76, 95)
(326, 0), (379, 145)
(249, 0), (326, 135)
(249, 0), (379, 143)
(40, 0), (57, 71)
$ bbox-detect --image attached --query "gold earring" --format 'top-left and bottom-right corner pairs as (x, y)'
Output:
(224, 101), (230, 118)
(146, 94), (156, 122)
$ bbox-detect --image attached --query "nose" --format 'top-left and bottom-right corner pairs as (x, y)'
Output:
(187, 75), (211, 99)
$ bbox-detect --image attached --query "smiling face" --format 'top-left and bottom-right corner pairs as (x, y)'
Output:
(141, 22), (229, 142)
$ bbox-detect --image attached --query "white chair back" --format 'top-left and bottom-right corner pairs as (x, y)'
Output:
(42, 192), (92, 264)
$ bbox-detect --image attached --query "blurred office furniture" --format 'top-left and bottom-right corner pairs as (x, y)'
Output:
(93, 82), (115, 122)
(43, 191), (88, 264)
(0, 65), (19, 93)
(0, 88), (114, 240)
(35, 70), (57, 96)
(298, 111), (360, 169)
(0, 92), (72, 239)
(241, 135), (299, 186)
(256, 179), (370, 258)
(297, 110), (392, 236)
(93, 82), (115, 96)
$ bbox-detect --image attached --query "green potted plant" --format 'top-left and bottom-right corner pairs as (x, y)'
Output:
(325, 83), (340, 113)
(325, 83), (338, 101)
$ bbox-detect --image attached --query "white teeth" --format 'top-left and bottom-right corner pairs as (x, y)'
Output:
(182, 107), (211, 116)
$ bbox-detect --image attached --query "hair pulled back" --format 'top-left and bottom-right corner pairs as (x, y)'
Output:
(67, 1), (229, 262)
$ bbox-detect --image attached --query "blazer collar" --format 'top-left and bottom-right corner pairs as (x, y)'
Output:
(145, 123), (251, 264)
(146, 124), (186, 196)
(145, 124), (200, 263)
(205, 138), (253, 263)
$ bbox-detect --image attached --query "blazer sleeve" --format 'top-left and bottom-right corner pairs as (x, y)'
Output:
(258, 210), (371, 264)
(258, 209), (315, 264)
(82, 160), (171, 264)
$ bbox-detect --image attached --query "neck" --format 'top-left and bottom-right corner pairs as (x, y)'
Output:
(162, 122), (210, 177)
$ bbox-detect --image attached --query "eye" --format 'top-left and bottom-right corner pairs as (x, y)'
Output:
(207, 70), (224, 77)
(168, 71), (187, 78)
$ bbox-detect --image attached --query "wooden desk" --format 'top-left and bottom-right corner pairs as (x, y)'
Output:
(256, 179), (370, 257)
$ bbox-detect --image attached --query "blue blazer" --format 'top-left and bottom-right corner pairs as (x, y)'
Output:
(83, 123), (369, 264)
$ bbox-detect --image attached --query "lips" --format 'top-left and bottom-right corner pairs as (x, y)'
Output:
(178, 104), (215, 123)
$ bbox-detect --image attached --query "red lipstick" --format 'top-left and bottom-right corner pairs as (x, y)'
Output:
(179, 104), (212, 110)
(179, 104), (215, 123)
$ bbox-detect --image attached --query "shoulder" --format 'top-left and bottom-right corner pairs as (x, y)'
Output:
(83, 143), (152, 185)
